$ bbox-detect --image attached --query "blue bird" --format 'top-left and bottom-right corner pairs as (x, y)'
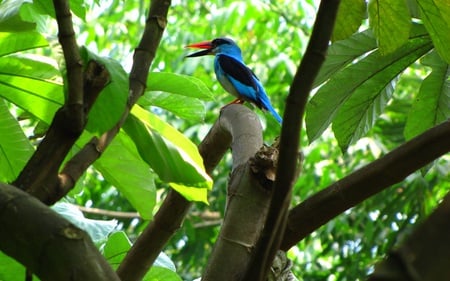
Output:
(186, 38), (282, 123)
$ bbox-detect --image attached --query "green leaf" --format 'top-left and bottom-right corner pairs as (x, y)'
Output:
(416, 0), (450, 63)
(0, 64), (63, 123)
(145, 267), (182, 281)
(0, 99), (34, 182)
(139, 92), (205, 122)
(404, 51), (450, 139)
(0, 31), (48, 56)
(332, 0), (366, 41)
(332, 79), (395, 151)
(314, 29), (378, 87)
(93, 131), (156, 220)
(306, 35), (432, 144)
(147, 72), (214, 101)
(80, 47), (128, 134)
(0, 251), (40, 281)
(0, 0), (36, 32)
(51, 202), (117, 243)
(124, 105), (212, 203)
(368, 0), (411, 55)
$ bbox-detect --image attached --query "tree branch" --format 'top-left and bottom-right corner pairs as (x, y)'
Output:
(244, 0), (341, 279)
(0, 183), (119, 281)
(281, 120), (450, 250)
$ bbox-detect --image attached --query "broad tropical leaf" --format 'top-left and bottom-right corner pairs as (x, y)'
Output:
(404, 51), (450, 139)
(139, 92), (205, 122)
(332, 0), (366, 41)
(306, 32), (432, 145)
(0, 100), (34, 182)
(147, 72), (214, 100)
(124, 105), (211, 203)
(368, 0), (411, 54)
(416, 0), (450, 64)
(93, 131), (156, 220)
(314, 29), (378, 87)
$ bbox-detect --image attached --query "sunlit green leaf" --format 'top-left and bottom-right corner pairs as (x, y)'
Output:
(139, 92), (205, 122)
(0, 31), (48, 56)
(307, 35), (432, 144)
(416, 0), (450, 63)
(0, 251), (40, 281)
(368, 0), (411, 54)
(404, 51), (450, 139)
(314, 29), (378, 87)
(0, 0), (36, 32)
(124, 105), (212, 203)
(0, 100), (34, 182)
(332, 0), (365, 41)
(147, 72), (214, 101)
(93, 131), (156, 220)
(80, 47), (128, 134)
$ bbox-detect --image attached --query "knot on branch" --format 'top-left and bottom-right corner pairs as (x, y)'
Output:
(249, 144), (279, 188)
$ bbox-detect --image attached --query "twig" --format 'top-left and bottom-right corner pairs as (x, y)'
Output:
(74, 204), (140, 219)
(243, 0), (341, 280)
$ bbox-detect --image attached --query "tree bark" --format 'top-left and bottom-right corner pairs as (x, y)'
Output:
(0, 183), (119, 281)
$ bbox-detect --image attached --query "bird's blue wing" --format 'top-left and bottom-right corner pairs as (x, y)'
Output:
(216, 55), (283, 123)
(216, 55), (260, 101)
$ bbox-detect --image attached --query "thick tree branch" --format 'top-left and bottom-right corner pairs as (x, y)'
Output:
(281, 120), (450, 250)
(0, 183), (119, 281)
(244, 0), (340, 280)
(368, 191), (450, 280)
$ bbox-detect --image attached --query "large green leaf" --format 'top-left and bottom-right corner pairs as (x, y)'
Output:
(139, 92), (205, 122)
(368, 0), (411, 55)
(80, 47), (128, 134)
(124, 105), (211, 203)
(147, 72), (214, 100)
(0, 31), (47, 56)
(0, 100), (34, 182)
(0, 71), (63, 123)
(416, 0), (450, 64)
(93, 131), (156, 220)
(404, 51), (450, 139)
(0, 0), (36, 32)
(332, 0), (366, 41)
(314, 30), (378, 87)
(306, 35), (432, 144)
(0, 251), (39, 281)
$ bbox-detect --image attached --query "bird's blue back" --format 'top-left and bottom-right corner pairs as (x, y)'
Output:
(212, 42), (282, 123)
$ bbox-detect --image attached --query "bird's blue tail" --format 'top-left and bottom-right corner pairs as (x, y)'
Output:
(259, 96), (282, 124)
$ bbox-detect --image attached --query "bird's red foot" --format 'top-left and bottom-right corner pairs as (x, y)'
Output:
(221, 99), (245, 109)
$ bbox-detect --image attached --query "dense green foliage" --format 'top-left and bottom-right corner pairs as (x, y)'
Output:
(0, 0), (449, 280)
